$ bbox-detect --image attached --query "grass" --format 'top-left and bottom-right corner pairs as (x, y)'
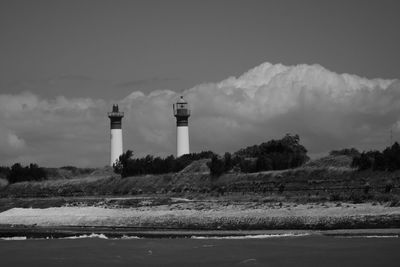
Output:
(0, 156), (399, 205)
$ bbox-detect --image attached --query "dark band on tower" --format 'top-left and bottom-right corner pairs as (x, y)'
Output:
(108, 104), (124, 129)
(173, 96), (191, 126)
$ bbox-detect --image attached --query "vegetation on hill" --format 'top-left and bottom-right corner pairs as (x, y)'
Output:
(1, 163), (399, 206)
(0, 164), (95, 184)
(352, 142), (400, 171)
(329, 148), (360, 157)
(113, 134), (309, 178)
(303, 155), (354, 169)
(0, 135), (399, 207)
(208, 134), (309, 176)
(113, 150), (215, 177)
(0, 163), (47, 184)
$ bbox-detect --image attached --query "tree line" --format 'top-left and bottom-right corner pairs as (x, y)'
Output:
(352, 142), (400, 171)
(113, 150), (215, 177)
(114, 134), (310, 177)
(208, 134), (309, 176)
(0, 163), (47, 183)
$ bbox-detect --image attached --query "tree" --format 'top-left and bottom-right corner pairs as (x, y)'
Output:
(113, 150), (216, 177)
(207, 155), (225, 177)
(255, 155), (272, 171)
(352, 143), (400, 171)
(7, 163), (47, 183)
(352, 151), (375, 170)
(234, 134), (309, 172)
(223, 152), (233, 172)
(383, 142), (400, 171)
(7, 163), (24, 183)
(113, 150), (134, 177)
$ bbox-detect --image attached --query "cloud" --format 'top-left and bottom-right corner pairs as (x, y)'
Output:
(120, 62), (399, 158)
(7, 132), (26, 149)
(0, 62), (399, 166)
(0, 92), (108, 166)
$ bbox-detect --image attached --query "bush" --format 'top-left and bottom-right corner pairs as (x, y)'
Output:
(235, 134), (309, 172)
(207, 155), (225, 177)
(115, 134), (309, 177)
(113, 150), (216, 177)
(352, 142), (400, 171)
(238, 158), (257, 173)
(6, 163), (47, 183)
(385, 183), (393, 193)
(0, 166), (10, 179)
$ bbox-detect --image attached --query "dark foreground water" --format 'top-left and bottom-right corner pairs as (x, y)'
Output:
(0, 235), (399, 266)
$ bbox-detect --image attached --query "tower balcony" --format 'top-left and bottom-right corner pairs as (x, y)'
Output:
(108, 111), (124, 118)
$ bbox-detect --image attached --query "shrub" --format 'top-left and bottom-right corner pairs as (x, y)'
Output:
(238, 158), (257, 173)
(234, 134), (309, 172)
(113, 150), (215, 177)
(363, 183), (371, 194)
(223, 152), (233, 172)
(207, 155), (225, 177)
(352, 143), (400, 171)
(385, 183), (393, 193)
(0, 166), (10, 179)
(6, 163), (47, 183)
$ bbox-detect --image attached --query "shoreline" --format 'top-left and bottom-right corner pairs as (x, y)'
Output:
(1, 201), (399, 238)
(0, 225), (399, 239)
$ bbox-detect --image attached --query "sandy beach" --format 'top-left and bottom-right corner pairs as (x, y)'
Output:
(0, 200), (399, 236)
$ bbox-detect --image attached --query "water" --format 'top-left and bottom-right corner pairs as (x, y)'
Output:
(0, 235), (399, 266)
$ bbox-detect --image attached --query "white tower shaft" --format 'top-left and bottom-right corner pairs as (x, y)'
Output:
(110, 129), (123, 165)
(108, 105), (124, 166)
(177, 126), (189, 157)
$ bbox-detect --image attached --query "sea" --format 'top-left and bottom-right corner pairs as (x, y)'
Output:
(0, 233), (399, 266)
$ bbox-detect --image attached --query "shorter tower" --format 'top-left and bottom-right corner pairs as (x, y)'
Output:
(108, 104), (124, 166)
(173, 96), (191, 157)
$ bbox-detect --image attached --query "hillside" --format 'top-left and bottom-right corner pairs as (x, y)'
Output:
(303, 155), (354, 169)
(0, 155), (399, 205)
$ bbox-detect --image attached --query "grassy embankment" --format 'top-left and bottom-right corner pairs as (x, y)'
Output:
(0, 155), (399, 205)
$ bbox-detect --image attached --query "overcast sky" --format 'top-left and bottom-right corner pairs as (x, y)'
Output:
(1, 0), (400, 167)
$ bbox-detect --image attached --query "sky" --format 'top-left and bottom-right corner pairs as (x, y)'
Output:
(0, 0), (400, 167)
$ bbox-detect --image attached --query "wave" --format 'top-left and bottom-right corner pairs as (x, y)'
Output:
(62, 233), (109, 239)
(0, 236), (27, 241)
(0, 234), (143, 241)
(191, 233), (310, 239)
(62, 234), (141, 240)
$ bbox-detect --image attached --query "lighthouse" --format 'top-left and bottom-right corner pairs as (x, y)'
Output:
(108, 104), (124, 166)
(173, 96), (191, 157)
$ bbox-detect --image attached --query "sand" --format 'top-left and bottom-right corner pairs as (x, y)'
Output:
(0, 202), (399, 230)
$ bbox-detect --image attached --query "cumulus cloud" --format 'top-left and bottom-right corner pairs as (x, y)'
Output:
(120, 62), (399, 159)
(0, 62), (399, 166)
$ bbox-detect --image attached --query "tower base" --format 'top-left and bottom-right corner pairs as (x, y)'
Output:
(110, 129), (123, 165)
(177, 126), (190, 157)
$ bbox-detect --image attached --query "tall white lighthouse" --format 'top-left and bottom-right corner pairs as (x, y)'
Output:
(173, 96), (191, 157)
(108, 104), (124, 166)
